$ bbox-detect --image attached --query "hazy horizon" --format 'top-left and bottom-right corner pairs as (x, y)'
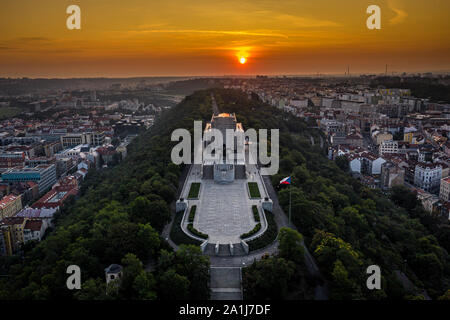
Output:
(2, 69), (450, 80)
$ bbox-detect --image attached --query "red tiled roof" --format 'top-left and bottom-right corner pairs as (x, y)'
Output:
(0, 194), (20, 208)
(24, 219), (43, 232)
(1, 216), (25, 225)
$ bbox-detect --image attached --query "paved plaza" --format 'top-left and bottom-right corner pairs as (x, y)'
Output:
(195, 179), (255, 244)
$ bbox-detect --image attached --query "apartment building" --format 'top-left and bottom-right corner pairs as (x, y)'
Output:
(60, 132), (105, 148)
(2, 164), (57, 195)
(380, 140), (399, 156)
(0, 194), (22, 220)
(414, 163), (442, 194)
(440, 177), (450, 202)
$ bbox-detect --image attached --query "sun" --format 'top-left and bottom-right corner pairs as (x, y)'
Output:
(239, 57), (247, 64)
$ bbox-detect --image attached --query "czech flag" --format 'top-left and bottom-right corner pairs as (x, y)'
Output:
(280, 176), (291, 185)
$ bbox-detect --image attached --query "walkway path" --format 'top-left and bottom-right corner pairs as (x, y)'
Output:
(262, 175), (329, 300)
(161, 164), (192, 251)
(211, 93), (220, 114)
(394, 270), (431, 300)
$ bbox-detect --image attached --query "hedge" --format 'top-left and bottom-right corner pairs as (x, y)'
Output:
(187, 223), (208, 239)
(252, 205), (260, 222)
(188, 205), (197, 223)
(247, 210), (277, 251)
(170, 211), (202, 246)
(240, 222), (261, 239)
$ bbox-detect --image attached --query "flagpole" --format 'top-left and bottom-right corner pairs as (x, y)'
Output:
(288, 181), (292, 227)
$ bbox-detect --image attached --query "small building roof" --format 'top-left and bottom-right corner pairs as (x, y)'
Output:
(105, 264), (123, 274)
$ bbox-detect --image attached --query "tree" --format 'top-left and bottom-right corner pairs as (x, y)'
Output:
(412, 253), (443, 288)
(120, 253), (144, 297)
(129, 197), (170, 232)
(173, 245), (210, 300)
(390, 186), (420, 211)
(330, 260), (358, 300)
(438, 289), (450, 300)
(75, 278), (107, 300)
(158, 269), (190, 300)
(335, 155), (349, 172)
(133, 271), (156, 300)
(278, 227), (305, 265)
(135, 223), (160, 260)
(243, 257), (295, 299)
(129, 196), (151, 224)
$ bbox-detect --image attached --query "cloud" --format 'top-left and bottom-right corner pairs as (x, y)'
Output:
(16, 37), (53, 43)
(388, 1), (408, 25)
(129, 29), (289, 38)
(271, 13), (341, 28)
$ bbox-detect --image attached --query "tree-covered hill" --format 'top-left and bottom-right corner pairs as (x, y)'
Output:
(0, 88), (448, 300)
(211, 89), (450, 300)
(0, 90), (216, 300)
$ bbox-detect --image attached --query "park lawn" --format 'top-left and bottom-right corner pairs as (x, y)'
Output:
(188, 182), (201, 198)
(248, 182), (261, 198)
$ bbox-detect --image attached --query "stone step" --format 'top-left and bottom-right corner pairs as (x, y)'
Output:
(210, 267), (243, 300)
(203, 243), (247, 256)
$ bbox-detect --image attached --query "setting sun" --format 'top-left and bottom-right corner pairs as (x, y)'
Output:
(239, 57), (247, 64)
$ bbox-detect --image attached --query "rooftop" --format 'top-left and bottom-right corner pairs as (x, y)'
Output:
(105, 264), (123, 274)
(0, 194), (20, 208)
(24, 219), (43, 232)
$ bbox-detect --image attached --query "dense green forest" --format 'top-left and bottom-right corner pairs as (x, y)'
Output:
(0, 90), (215, 300)
(1, 88), (449, 300)
(204, 89), (450, 300)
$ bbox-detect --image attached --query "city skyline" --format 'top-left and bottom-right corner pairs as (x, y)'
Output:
(1, 0), (449, 78)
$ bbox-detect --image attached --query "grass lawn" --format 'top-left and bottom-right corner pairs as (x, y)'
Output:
(188, 182), (201, 198)
(248, 182), (261, 198)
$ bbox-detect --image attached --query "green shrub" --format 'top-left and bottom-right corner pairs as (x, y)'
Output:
(248, 182), (261, 198)
(170, 211), (202, 246)
(247, 210), (277, 251)
(187, 223), (208, 239)
(252, 205), (260, 222)
(188, 183), (201, 198)
(241, 223), (261, 239)
(188, 205), (197, 223)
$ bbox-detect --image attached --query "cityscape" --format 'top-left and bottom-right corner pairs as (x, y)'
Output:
(0, 0), (449, 315)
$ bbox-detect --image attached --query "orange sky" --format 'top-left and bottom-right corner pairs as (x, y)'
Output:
(0, 0), (449, 77)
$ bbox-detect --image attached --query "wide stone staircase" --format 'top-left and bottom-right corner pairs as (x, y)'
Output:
(203, 243), (247, 256)
(210, 267), (243, 300)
